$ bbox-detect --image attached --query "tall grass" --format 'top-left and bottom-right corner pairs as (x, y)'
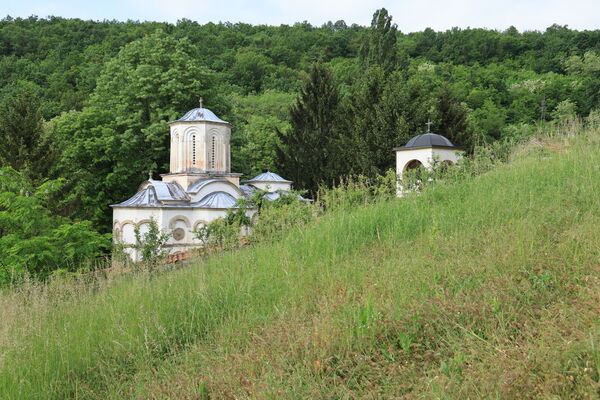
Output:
(1, 125), (599, 398)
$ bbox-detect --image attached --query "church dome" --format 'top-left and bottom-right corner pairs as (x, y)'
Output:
(242, 171), (292, 184)
(395, 133), (463, 150)
(169, 107), (229, 125)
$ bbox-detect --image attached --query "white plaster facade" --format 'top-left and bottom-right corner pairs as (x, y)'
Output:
(395, 147), (462, 177)
(111, 106), (296, 261)
(394, 133), (464, 194)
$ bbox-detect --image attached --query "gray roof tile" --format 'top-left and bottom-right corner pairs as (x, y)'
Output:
(170, 108), (229, 124)
(394, 133), (464, 150)
(243, 171), (292, 183)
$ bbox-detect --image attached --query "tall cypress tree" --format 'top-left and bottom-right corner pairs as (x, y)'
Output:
(277, 63), (340, 194)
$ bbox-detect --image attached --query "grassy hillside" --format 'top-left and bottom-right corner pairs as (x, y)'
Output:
(1, 128), (600, 399)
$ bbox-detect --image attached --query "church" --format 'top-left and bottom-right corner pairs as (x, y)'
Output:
(111, 104), (295, 260)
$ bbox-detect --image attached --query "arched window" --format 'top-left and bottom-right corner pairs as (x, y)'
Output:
(192, 135), (196, 166)
(210, 135), (216, 169)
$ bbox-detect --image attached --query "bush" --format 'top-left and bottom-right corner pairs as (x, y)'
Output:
(194, 218), (242, 250)
(133, 219), (170, 270)
(250, 191), (315, 243)
(317, 169), (397, 212)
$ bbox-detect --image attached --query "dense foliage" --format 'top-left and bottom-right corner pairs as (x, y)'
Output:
(0, 168), (110, 283)
(1, 10), (600, 278)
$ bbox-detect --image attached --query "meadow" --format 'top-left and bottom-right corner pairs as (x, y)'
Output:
(1, 124), (599, 399)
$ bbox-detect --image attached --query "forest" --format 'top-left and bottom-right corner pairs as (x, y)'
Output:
(1, 9), (600, 282)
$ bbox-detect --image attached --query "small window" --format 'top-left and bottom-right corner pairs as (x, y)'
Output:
(210, 136), (216, 169)
(192, 135), (196, 165)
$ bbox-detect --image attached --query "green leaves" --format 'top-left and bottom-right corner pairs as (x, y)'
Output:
(359, 8), (398, 73)
(0, 168), (109, 283)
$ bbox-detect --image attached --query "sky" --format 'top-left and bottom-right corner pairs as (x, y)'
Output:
(3, 0), (600, 33)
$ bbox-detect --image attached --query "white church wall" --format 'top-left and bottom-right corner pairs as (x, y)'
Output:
(121, 222), (136, 244)
(112, 208), (163, 243)
(395, 148), (463, 177)
(431, 148), (462, 165)
(395, 147), (463, 197)
(161, 208), (229, 247)
(395, 148), (435, 176)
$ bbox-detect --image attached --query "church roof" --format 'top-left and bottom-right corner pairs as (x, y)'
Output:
(147, 180), (189, 201)
(394, 133), (464, 151)
(194, 191), (239, 208)
(112, 186), (161, 207)
(243, 171), (292, 184)
(111, 180), (189, 207)
(239, 184), (255, 198)
(169, 108), (229, 125)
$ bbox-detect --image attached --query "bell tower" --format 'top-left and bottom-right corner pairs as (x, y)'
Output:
(162, 101), (239, 189)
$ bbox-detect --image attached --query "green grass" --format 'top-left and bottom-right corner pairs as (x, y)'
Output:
(1, 129), (600, 398)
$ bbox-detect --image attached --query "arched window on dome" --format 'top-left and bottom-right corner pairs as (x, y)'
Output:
(191, 135), (197, 166)
(210, 135), (216, 169)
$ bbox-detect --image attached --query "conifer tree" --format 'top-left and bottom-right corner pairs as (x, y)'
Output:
(277, 63), (340, 193)
(436, 84), (473, 150)
(0, 85), (53, 182)
(341, 65), (388, 176)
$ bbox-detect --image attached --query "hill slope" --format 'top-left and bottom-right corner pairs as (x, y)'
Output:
(1, 130), (600, 399)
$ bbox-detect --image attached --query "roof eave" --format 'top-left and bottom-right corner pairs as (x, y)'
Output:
(393, 145), (466, 152)
(167, 119), (231, 126)
(111, 204), (256, 210)
(242, 180), (293, 184)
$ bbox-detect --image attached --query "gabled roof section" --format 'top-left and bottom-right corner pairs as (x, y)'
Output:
(112, 186), (161, 207)
(243, 171), (292, 184)
(112, 180), (190, 207)
(145, 180), (190, 202)
(393, 133), (465, 151)
(169, 108), (229, 125)
(239, 184), (255, 198)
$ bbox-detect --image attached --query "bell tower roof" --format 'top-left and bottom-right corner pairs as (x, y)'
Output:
(169, 107), (230, 125)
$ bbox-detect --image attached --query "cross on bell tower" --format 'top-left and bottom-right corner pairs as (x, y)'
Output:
(198, 97), (204, 118)
(426, 119), (433, 133)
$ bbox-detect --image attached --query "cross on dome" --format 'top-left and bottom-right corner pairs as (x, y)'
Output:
(426, 119), (433, 133)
